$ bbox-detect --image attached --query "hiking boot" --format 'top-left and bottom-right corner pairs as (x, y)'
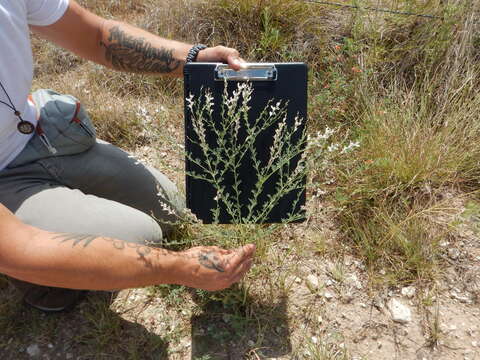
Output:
(9, 278), (86, 313)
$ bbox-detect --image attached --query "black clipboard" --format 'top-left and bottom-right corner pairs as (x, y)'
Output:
(184, 62), (308, 224)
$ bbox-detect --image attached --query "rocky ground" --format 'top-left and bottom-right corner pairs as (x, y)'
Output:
(1, 192), (479, 360)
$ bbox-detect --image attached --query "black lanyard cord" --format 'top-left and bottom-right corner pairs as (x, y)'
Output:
(0, 79), (35, 134)
(0, 99), (17, 113)
(0, 79), (22, 114)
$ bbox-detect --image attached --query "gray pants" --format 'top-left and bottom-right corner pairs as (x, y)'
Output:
(0, 139), (185, 245)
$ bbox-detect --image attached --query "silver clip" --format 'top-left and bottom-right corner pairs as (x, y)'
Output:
(215, 63), (278, 81)
(39, 133), (57, 155)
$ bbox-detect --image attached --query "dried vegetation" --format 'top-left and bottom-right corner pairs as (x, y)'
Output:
(1, 0), (480, 359)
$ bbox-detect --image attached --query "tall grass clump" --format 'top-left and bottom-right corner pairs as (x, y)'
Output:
(352, 89), (480, 190)
(350, 0), (480, 95)
(167, 0), (327, 66)
(195, 0), (322, 62)
(333, 89), (480, 283)
(327, 1), (480, 284)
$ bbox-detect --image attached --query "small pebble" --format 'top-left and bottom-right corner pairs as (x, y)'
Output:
(26, 344), (40, 357)
(387, 298), (412, 324)
(324, 291), (334, 300)
(448, 248), (460, 260)
(343, 293), (354, 303)
(401, 286), (416, 298)
(306, 274), (320, 290)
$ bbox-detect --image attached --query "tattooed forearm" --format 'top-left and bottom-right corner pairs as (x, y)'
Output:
(54, 232), (228, 272)
(198, 251), (225, 272)
(101, 26), (181, 74)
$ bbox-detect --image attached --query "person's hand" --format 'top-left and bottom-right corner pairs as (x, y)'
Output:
(196, 45), (246, 71)
(178, 244), (255, 291)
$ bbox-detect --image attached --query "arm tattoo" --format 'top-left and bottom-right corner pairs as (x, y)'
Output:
(54, 232), (152, 257)
(53, 233), (97, 248)
(198, 251), (225, 272)
(127, 242), (152, 257)
(101, 25), (181, 74)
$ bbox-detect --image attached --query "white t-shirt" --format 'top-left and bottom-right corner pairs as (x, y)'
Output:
(0, 0), (69, 170)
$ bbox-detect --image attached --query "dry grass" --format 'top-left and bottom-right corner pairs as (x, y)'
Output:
(4, 0), (480, 358)
(330, 0), (480, 286)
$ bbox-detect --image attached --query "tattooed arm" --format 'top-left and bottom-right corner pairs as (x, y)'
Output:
(30, 1), (244, 77)
(0, 204), (254, 291)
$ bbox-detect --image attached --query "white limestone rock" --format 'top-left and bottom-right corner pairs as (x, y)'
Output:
(324, 291), (334, 300)
(387, 298), (412, 324)
(401, 286), (416, 298)
(306, 274), (320, 290)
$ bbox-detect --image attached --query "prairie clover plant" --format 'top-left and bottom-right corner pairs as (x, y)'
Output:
(180, 81), (356, 225)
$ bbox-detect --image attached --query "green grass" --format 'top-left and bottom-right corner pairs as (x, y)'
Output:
(4, 0), (480, 358)
(315, 0), (480, 286)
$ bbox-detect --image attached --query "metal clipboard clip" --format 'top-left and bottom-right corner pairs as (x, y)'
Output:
(214, 63), (278, 82)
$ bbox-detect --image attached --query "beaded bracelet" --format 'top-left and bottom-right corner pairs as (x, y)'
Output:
(186, 44), (207, 63)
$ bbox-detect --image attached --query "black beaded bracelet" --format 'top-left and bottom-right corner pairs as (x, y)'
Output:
(186, 44), (207, 63)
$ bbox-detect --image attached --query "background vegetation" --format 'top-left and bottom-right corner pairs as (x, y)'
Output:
(2, 0), (480, 359)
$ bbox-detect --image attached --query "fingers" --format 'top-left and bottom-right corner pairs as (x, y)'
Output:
(196, 45), (246, 70)
(226, 244), (256, 270)
(227, 54), (246, 71)
(217, 46), (241, 69)
(231, 258), (253, 284)
(241, 243), (256, 258)
(225, 47), (246, 70)
(223, 244), (255, 286)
